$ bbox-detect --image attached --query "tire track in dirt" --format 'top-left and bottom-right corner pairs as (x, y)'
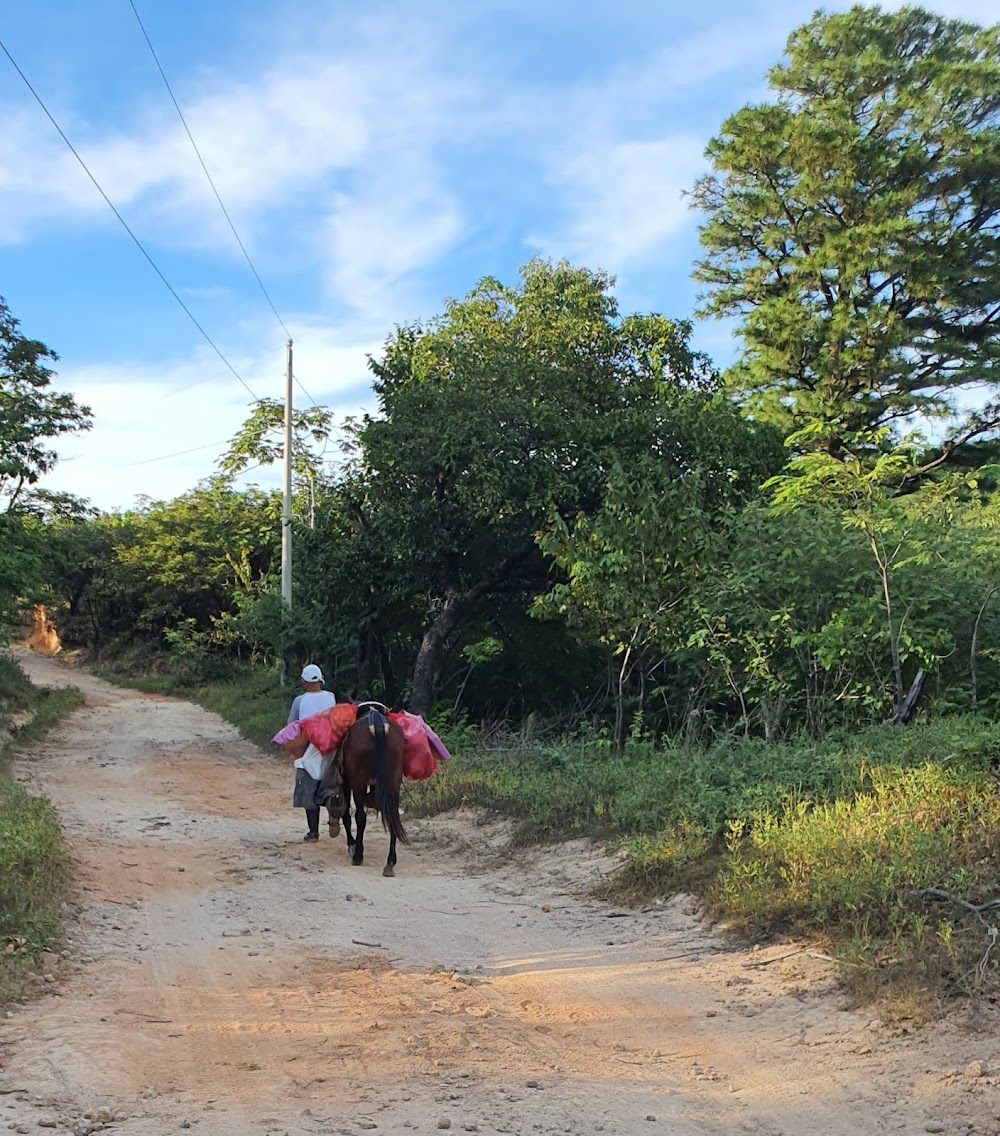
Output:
(2, 650), (999, 1136)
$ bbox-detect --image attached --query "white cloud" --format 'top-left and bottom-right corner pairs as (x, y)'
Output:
(0, 110), (105, 241)
(283, 321), (383, 408)
(0, 37), (465, 281)
(326, 170), (463, 319)
(15, 0), (996, 516)
(44, 329), (381, 512)
(534, 135), (706, 274)
(0, 9), (776, 303)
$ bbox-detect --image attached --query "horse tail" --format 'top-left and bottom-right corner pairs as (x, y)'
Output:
(372, 714), (408, 846)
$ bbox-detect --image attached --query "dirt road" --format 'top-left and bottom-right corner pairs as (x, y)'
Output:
(2, 652), (998, 1136)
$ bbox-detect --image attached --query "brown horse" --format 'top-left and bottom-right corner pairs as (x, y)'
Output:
(325, 707), (407, 876)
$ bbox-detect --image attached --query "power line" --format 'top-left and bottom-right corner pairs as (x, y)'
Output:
(116, 438), (233, 469)
(232, 460), (266, 478)
(126, 1), (320, 410)
(127, 0), (288, 340)
(0, 35), (261, 403)
(294, 373), (319, 408)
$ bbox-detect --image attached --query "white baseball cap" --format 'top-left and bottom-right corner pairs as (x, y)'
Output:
(301, 664), (324, 683)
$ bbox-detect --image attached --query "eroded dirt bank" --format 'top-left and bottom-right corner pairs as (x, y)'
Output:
(2, 651), (999, 1136)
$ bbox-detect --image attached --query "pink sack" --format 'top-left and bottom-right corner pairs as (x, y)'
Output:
(299, 713), (336, 755)
(299, 703), (360, 756)
(272, 721), (302, 746)
(419, 719), (452, 763)
(388, 711), (438, 781)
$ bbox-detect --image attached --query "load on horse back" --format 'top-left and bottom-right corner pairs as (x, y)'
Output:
(322, 702), (408, 876)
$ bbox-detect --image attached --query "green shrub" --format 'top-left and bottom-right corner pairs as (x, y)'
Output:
(0, 779), (67, 954)
(0, 656), (82, 1006)
(0, 653), (35, 729)
(711, 760), (1000, 1001)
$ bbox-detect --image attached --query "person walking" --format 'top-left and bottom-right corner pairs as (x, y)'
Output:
(287, 664), (338, 841)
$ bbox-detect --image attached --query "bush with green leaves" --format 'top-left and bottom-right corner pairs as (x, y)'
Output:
(0, 779), (67, 956)
(0, 656), (82, 1006)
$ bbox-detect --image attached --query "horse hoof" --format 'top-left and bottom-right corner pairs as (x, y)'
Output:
(382, 865), (394, 878)
(352, 856), (364, 867)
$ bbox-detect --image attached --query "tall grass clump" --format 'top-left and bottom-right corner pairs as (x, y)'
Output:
(0, 778), (68, 959)
(0, 654), (82, 1006)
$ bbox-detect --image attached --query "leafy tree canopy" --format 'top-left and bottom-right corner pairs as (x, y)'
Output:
(354, 258), (748, 711)
(219, 397), (334, 482)
(692, 5), (1000, 459)
(0, 298), (91, 512)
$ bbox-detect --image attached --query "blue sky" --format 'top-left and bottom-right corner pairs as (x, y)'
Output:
(1, 0), (995, 510)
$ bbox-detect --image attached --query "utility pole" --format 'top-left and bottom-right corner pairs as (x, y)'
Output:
(279, 339), (293, 684)
(282, 338), (293, 607)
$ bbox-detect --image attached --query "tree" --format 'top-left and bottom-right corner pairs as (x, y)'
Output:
(51, 478), (280, 667)
(356, 259), (724, 714)
(692, 6), (1000, 460)
(219, 398), (334, 484)
(535, 404), (782, 747)
(687, 503), (873, 738)
(116, 478), (280, 636)
(0, 298), (90, 638)
(767, 428), (962, 719)
(0, 298), (91, 513)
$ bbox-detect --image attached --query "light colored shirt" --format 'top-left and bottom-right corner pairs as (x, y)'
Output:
(287, 689), (337, 780)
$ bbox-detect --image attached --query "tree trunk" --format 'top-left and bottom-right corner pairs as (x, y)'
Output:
(760, 694), (784, 743)
(374, 626), (397, 705)
(885, 669), (927, 726)
(356, 628), (374, 696)
(970, 586), (996, 712)
(409, 593), (464, 716)
(613, 644), (633, 753)
(408, 539), (537, 715)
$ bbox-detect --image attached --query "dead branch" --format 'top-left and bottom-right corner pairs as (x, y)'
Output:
(909, 887), (1000, 992)
(741, 948), (807, 968)
(884, 668), (927, 726)
(908, 888), (1000, 926)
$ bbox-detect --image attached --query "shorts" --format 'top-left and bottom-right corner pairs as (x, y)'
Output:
(293, 767), (337, 810)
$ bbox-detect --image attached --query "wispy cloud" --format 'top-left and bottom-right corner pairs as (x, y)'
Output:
(326, 172), (463, 320)
(534, 135), (706, 274)
(46, 325), (381, 510)
(0, 27), (467, 294)
(6, 0), (996, 512)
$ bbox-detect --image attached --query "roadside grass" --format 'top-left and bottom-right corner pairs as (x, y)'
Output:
(708, 761), (1000, 1010)
(0, 654), (83, 1007)
(407, 715), (1000, 1012)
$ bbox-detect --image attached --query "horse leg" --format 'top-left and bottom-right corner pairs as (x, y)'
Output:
(352, 789), (366, 866)
(383, 830), (397, 878)
(342, 793), (355, 853)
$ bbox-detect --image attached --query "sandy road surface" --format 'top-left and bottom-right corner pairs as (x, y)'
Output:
(2, 652), (1000, 1136)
